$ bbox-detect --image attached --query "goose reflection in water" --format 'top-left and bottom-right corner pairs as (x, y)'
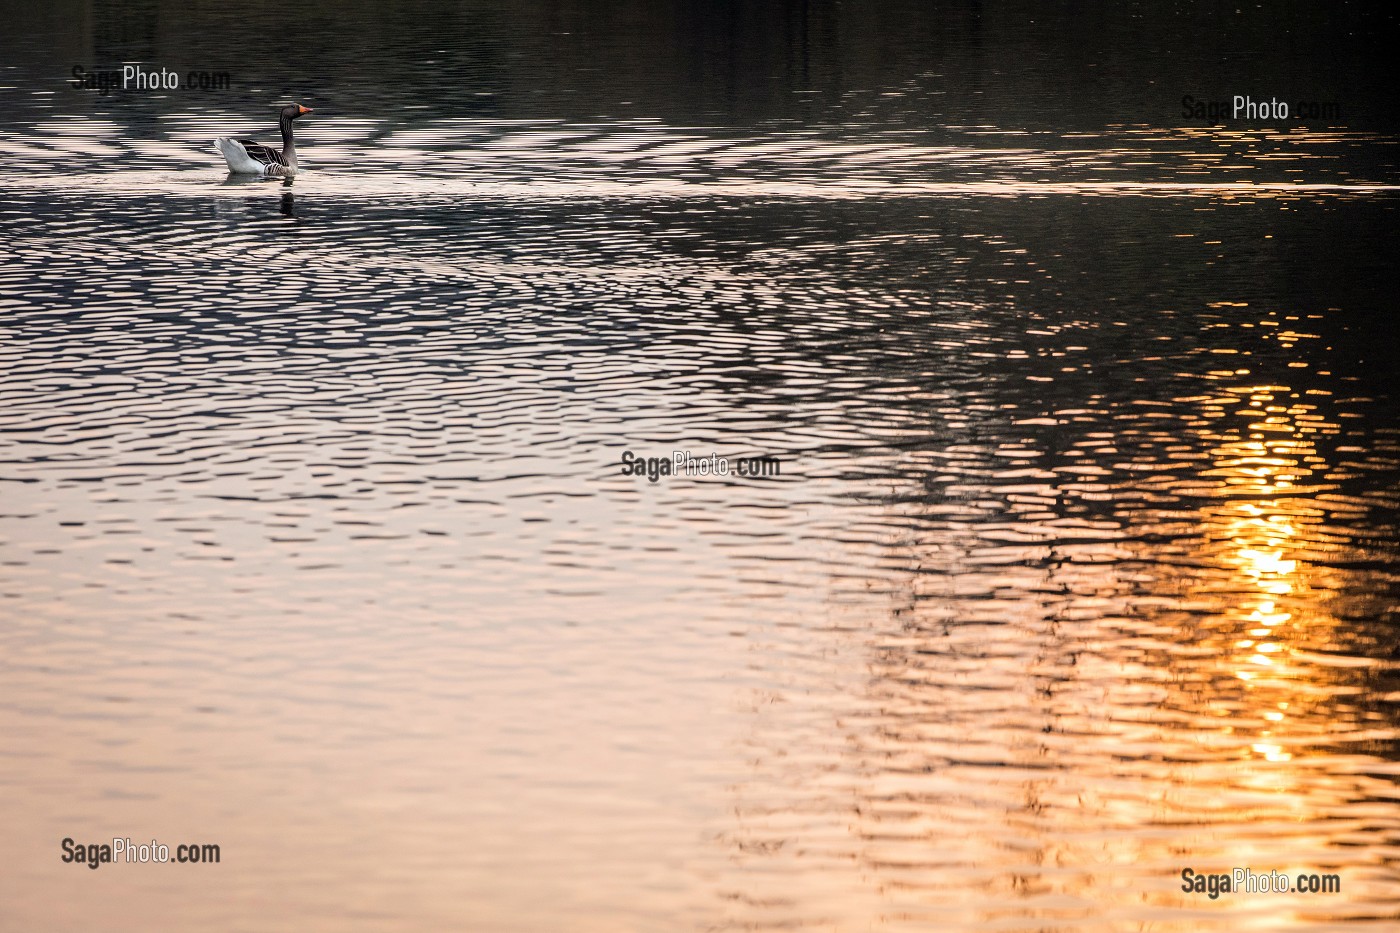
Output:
(216, 172), (299, 218)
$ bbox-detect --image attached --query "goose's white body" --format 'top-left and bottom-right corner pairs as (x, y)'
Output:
(215, 137), (290, 175)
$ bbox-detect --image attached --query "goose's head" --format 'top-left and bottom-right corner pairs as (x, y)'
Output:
(281, 103), (313, 121)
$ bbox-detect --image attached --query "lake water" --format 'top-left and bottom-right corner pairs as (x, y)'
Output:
(2, 2), (1399, 930)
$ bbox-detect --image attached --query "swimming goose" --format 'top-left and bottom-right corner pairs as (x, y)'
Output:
(216, 104), (313, 176)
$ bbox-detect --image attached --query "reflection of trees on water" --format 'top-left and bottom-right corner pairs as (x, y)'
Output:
(719, 368), (1400, 927)
(703, 208), (1400, 926)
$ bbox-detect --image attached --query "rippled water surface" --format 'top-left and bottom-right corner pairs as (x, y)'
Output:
(3, 3), (1400, 931)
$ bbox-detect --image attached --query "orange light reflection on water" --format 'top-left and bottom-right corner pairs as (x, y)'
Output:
(1203, 385), (1343, 767)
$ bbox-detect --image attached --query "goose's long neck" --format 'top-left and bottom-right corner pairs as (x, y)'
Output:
(280, 115), (297, 166)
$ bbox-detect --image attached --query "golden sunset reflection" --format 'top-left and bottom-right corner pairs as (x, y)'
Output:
(1199, 383), (1341, 768)
(713, 354), (1400, 931)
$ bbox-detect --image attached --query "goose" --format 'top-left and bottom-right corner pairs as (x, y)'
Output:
(215, 104), (313, 176)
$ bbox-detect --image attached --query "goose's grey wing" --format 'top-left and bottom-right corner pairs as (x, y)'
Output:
(237, 140), (288, 168)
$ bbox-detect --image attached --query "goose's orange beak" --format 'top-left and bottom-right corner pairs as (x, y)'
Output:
(297, 104), (313, 115)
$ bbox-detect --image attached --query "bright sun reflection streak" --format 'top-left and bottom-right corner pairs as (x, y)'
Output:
(1207, 383), (1339, 764)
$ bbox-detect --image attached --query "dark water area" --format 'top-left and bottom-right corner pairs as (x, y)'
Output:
(2, 2), (1399, 931)
(4, 0), (1399, 131)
